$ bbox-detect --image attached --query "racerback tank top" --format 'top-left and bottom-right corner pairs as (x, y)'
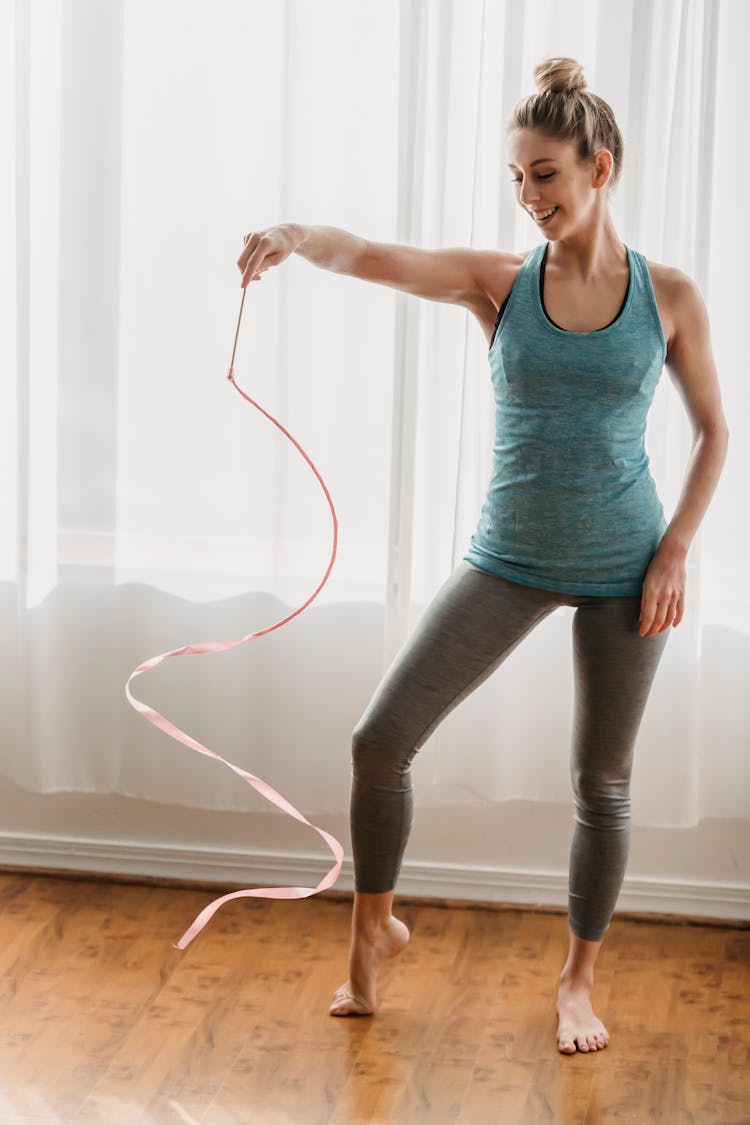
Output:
(463, 240), (668, 596)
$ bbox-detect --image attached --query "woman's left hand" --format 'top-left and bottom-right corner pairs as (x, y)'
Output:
(639, 537), (687, 637)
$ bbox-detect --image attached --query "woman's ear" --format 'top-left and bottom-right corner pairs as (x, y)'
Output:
(592, 149), (614, 190)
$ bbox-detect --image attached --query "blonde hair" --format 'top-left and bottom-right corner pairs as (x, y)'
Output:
(507, 57), (624, 199)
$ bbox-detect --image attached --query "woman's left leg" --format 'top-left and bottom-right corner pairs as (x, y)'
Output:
(556, 593), (670, 1052)
(567, 594), (670, 942)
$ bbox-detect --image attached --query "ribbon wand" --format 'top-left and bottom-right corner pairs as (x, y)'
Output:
(124, 277), (345, 949)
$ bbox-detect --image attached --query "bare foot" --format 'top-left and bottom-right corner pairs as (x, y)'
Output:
(556, 977), (610, 1054)
(329, 915), (410, 1016)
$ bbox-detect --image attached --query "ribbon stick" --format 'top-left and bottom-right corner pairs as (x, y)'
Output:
(125, 281), (344, 949)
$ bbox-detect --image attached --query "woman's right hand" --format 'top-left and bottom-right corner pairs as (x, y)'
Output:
(237, 223), (304, 287)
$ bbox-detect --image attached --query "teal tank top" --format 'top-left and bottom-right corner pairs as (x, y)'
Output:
(463, 241), (668, 596)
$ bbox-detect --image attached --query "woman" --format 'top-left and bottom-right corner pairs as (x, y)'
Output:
(236, 56), (729, 1055)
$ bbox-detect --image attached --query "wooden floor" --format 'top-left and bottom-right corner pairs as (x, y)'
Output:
(0, 871), (747, 1124)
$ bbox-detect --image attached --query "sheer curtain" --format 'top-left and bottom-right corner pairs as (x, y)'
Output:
(1, 0), (746, 839)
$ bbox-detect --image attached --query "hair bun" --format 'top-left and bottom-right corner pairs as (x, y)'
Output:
(533, 56), (587, 96)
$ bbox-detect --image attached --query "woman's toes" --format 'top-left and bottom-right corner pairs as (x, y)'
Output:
(328, 983), (374, 1016)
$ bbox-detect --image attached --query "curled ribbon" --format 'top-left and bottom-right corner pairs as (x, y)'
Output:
(125, 280), (344, 949)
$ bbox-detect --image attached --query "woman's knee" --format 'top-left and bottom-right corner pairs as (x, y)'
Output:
(571, 768), (631, 829)
(351, 717), (416, 790)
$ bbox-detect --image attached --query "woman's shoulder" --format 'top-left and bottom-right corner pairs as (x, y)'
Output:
(640, 255), (696, 349)
(468, 249), (532, 345)
(639, 252), (695, 296)
(473, 247), (534, 312)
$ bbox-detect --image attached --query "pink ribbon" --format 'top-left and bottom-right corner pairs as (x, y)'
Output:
(124, 362), (344, 949)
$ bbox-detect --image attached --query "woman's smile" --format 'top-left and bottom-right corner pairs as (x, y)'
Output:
(532, 206), (559, 224)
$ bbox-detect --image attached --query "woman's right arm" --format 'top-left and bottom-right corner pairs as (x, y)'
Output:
(238, 223), (507, 316)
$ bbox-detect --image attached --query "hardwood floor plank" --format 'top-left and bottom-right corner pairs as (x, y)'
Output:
(392, 1052), (472, 1124)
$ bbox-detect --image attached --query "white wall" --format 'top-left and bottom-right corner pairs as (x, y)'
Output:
(1, 774), (746, 926)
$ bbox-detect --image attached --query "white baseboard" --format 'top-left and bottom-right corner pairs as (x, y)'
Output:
(0, 832), (747, 924)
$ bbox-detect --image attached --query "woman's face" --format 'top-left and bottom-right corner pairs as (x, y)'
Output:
(506, 129), (611, 237)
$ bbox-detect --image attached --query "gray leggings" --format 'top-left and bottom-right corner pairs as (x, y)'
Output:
(349, 559), (670, 942)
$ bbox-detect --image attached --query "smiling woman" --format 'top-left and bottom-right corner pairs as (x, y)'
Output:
(307, 55), (730, 1055)
(237, 48), (730, 1056)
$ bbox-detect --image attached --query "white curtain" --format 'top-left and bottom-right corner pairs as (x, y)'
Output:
(2, 0), (747, 835)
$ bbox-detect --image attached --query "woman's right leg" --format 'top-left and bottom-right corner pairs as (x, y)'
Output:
(330, 560), (558, 1015)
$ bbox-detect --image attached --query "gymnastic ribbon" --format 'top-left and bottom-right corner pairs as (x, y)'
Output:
(124, 281), (344, 950)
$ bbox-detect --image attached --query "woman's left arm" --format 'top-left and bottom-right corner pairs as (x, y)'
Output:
(639, 271), (730, 638)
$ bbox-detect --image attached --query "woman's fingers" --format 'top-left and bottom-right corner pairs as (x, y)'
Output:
(238, 233), (269, 287)
(639, 590), (667, 636)
(640, 595), (679, 636)
(639, 591), (655, 635)
(238, 233), (258, 282)
(673, 593), (685, 627)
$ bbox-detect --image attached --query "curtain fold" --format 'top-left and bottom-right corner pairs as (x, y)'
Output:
(2, 0), (747, 830)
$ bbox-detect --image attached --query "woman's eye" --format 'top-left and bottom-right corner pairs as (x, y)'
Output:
(510, 172), (555, 183)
